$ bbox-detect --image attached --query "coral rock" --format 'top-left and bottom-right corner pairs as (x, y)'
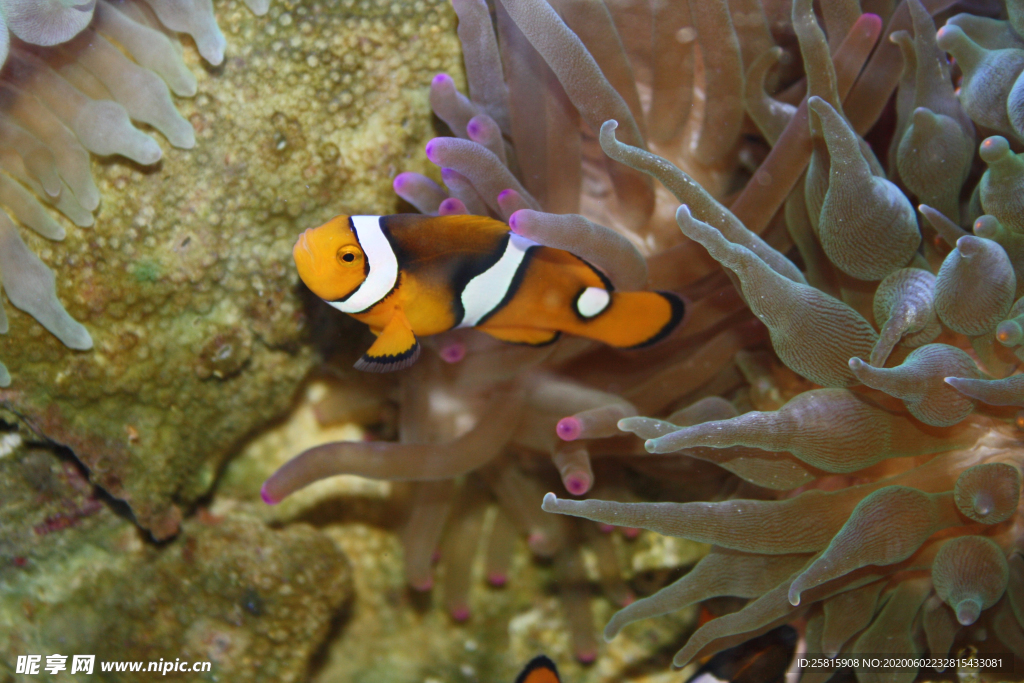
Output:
(0, 0), (461, 538)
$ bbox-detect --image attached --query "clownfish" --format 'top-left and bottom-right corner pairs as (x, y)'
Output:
(515, 655), (560, 683)
(294, 214), (685, 371)
(685, 625), (798, 683)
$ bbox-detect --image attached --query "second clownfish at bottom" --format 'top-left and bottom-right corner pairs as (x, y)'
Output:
(294, 214), (685, 372)
(515, 656), (560, 683)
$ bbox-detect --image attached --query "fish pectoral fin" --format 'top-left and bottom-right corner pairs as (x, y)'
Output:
(482, 326), (561, 346)
(354, 313), (420, 372)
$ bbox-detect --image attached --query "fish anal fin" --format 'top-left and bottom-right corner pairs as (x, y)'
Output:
(355, 312), (420, 372)
(482, 326), (561, 346)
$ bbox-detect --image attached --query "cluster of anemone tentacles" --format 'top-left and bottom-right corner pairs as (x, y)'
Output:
(0, 0), (269, 386)
(266, 0), (1024, 675)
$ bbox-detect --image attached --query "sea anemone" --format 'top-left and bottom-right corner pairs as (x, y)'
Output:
(260, 0), (774, 660)
(0, 0), (97, 63)
(266, 0), (1024, 675)
(0, 0), (268, 386)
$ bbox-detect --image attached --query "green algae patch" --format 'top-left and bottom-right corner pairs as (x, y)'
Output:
(131, 260), (161, 283)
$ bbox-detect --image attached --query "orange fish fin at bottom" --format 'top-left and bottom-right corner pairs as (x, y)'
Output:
(515, 655), (561, 683)
(355, 312), (421, 372)
(482, 327), (562, 346)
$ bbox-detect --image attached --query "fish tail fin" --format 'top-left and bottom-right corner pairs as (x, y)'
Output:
(574, 290), (686, 348)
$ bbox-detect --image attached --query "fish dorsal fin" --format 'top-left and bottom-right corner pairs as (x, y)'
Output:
(383, 213), (510, 241)
(383, 213), (512, 263)
(515, 655), (560, 683)
(417, 213), (509, 235)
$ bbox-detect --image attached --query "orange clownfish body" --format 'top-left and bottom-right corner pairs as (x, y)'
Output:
(294, 214), (685, 372)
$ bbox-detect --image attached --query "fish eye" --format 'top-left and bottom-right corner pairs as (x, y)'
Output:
(337, 246), (361, 266)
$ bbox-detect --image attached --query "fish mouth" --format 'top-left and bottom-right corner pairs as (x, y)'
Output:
(294, 229), (314, 259)
(293, 229), (318, 279)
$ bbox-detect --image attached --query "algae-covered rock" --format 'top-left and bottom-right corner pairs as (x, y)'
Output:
(0, 431), (119, 574)
(0, 437), (351, 683)
(0, 0), (461, 538)
(35, 515), (351, 683)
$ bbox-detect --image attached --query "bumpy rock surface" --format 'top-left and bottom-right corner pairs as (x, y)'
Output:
(0, 435), (352, 683)
(0, 0), (461, 538)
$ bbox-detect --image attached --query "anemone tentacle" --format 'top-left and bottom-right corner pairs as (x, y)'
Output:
(263, 0), (1024, 671)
